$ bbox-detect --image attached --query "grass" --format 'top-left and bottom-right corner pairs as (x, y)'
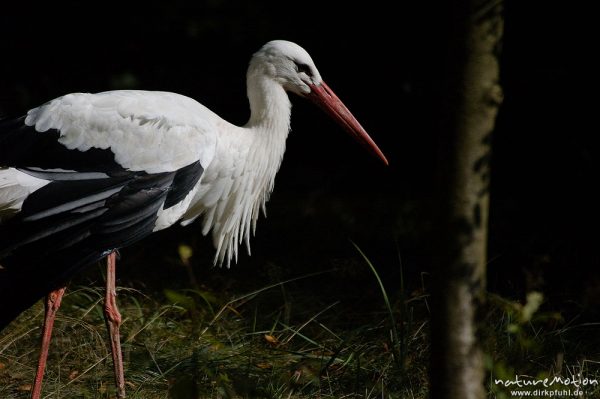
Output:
(1, 247), (599, 398)
(0, 251), (426, 398)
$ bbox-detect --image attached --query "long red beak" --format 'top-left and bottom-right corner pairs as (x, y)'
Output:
(307, 81), (388, 165)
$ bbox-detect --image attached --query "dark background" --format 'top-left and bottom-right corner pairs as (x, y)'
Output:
(0, 2), (597, 318)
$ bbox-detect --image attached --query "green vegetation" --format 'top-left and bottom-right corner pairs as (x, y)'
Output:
(0, 247), (598, 398)
(484, 293), (600, 398)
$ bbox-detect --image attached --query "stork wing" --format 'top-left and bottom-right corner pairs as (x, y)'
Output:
(0, 89), (217, 252)
(0, 91), (215, 324)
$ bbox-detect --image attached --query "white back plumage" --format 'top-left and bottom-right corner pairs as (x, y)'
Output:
(25, 91), (219, 173)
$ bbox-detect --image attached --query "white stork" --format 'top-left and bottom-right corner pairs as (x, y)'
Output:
(0, 40), (387, 398)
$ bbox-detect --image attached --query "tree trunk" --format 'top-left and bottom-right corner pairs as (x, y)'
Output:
(430, 1), (504, 398)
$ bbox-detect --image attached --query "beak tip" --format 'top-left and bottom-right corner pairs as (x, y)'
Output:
(379, 154), (390, 166)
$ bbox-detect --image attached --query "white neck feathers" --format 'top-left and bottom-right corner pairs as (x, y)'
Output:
(201, 64), (294, 266)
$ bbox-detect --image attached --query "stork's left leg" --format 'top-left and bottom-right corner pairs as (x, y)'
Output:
(104, 252), (126, 398)
(31, 287), (66, 399)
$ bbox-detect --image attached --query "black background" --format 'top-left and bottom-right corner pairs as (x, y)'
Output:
(0, 2), (597, 316)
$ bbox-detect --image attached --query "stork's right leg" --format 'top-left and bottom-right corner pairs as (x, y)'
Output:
(31, 287), (66, 399)
(104, 252), (126, 398)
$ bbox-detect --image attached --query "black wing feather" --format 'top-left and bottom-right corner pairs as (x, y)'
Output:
(164, 160), (204, 208)
(19, 176), (131, 220)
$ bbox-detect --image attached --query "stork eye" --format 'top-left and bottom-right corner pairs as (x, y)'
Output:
(295, 62), (312, 76)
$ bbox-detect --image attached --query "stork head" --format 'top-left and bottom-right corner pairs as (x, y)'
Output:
(251, 40), (322, 95)
(251, 40), (388, 165)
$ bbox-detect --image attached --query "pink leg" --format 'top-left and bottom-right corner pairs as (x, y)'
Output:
(104, 252), (126, 398)
(31, 287), (67, 399)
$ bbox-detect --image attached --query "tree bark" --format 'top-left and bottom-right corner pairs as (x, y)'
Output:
(430, 1), (504, 398)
